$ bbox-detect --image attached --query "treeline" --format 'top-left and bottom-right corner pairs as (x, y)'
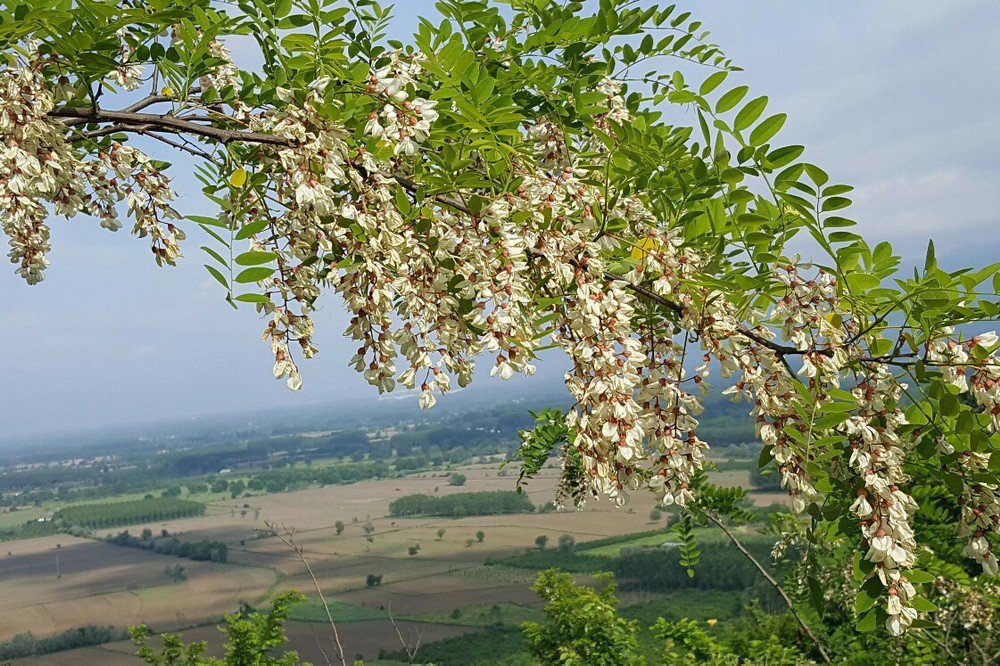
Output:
(614, 539), (777, 593)
(389, 491), (535, 517)
(55, 498), (204, 528)
(0, 625), (126, 660)
(104, 529), (228, 563)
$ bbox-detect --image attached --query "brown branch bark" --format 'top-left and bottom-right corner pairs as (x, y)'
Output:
(49, 107), (292, 146)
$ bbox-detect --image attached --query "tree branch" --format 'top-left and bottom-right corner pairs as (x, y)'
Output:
(49, 107), (292, 146)
(45, 105), (888, 365)
(703, 511), (832, 664)
(266, 521), (347, 666)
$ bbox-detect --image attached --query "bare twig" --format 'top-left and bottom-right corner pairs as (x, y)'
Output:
(703, 511), (832, 664)
(265, 520), (347, 666)
(386, 603), (422, 665)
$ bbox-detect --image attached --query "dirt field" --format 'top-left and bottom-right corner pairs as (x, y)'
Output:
(0, 534), (275, 638)
(3, 461), (777, 661)
(17, 620), (481, 665)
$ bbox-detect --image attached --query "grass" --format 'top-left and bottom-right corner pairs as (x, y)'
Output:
(380, 627), (531, 665)
(402, 602), (543, 629)
(622, 589), (744, 625)
(579, 532), (678, 558)
(0, 507), (46, 529)
(288, 598), (386, 623)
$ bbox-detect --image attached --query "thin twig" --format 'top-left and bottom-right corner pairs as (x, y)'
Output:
(703, 511), (832, 664)
(386, 603), (422, 665)
(265, 521), (347, 666)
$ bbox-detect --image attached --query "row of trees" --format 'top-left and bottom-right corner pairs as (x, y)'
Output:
(388, 491), (535, 518)
(105, 529), (229, 563)
(55, 498), (204, 528)
(0, 626), (126, 660)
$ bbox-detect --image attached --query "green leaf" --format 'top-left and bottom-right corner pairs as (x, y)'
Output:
(187, 214), (227, 229)
(822, 196), (852, 211)
(855, 589), (878, 614)
(715, 86), (748, 113)
(804, 164), (829, 187)
(733, 96), (768, 132)
(765, 145), (804, 168)
(748, 113), (786, 146)
(940, 392), (960, 417)
(235, 220), (270, 241)
(200, 245), (228, 267)
(855, 609), (877, 633)
(235, 267), (274, 283)
(699, 71), (728, 96)
(235, 250), (278, 266)
(273, 0), (292, 18)
(905, 570), (935, 584)
(911, 598), (938, 613)
(846, 272), (880, 292)
(204, 265), (229, 290)
(235, 293), (271, 304)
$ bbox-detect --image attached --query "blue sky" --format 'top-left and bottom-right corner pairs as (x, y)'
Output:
(2, 1), (998, 440)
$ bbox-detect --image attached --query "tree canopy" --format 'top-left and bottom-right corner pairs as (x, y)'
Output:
(4, 0), (1000, 638)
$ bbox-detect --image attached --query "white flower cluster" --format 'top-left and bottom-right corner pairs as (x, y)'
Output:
(844, 366), (919, 634)
(113, 30), (144, 91)
(364, 51), (438, 156)
(559, 268), (644, 504)
(594, 77), (631, 125)
(201, 39), (250, 120)
(1, 50), (179, 282)
(928, 331), (1000, 576)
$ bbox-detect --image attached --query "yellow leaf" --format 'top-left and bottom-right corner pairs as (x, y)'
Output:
(825, 312), (843, 328)
(631, 237), (656, 261)
(229, 168), (248, 188)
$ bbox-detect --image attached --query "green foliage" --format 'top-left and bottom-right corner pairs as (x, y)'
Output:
(105, 529), (229, 563)
(131, 591), (307, 666)
(382, 627), (531, 666)
(388, 490), (534, 518)
(614, 540), (782, 600)
(652, 618), (731, 665)
(449, 473), (467, 486)
(523, 569), (645, 666)
(0, 625), (126, 661)
(54, 498), (204, 528)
